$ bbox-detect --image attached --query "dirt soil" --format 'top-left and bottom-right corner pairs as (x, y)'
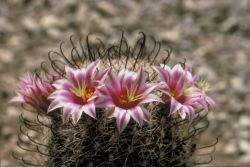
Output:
(0, 0), (250, 166)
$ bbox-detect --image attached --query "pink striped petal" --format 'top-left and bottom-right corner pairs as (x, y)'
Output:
(118, 70), (135, 88)
(158, 84), (170, 96)
(65, 66), (76, 82)
(74, 70), (86, 87)
(141, 94), (163, 104)
(82, 102), (96, 119)
(170, 97), (182, 114)
(48, 101), (66, 112)
(171, 64), (184, 87)
(153, 66), (170, 84)
(136, 68), (146, 92)
(52, 79), (72, 91)
(174, 75), (185, 97)
(86, 60), (100, 78)
(138, 83), (158, 95)
(72, 110), (83, 125)
(87, 94), (98, 102)
(108, 72), (121, 92)
(95, 96), (114, 108)
(129, 107), (144, 127)
(206, 96), (216, 110)
(63, 106), (74, 124)
(186, 106), (195, 121)
(48, 90), (73, 100)
(95, 67), (109, 82)
(178, 107), (186, 119)
(140, 107), (150, 121)
(10, 95), (25, 103)
(116, 109), (130, 132)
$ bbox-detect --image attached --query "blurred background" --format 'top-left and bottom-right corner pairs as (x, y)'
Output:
(0, 0), (250, 166)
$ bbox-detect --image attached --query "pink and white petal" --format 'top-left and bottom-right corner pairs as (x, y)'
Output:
(185, 106), (195, 122)
(138, 83), (158, 95)
(72, 110), (83, 125)
(95, 67), (109, 82)
(206, 96), (216, 110)
(65, 66), (76, 81)
(48, 90), (73, 100)
(96, 85), (108, 96)
(174, 75), (185, 97)
(87, 93), (99, 102)
(141, 107), (150, 121)
(62, 106), (75, 124)
(136, 68), (146, 91)
(52, 79), (72, 90)
(158, 86), (171, 97)
(10, 95), (25, 103)
(171, 64), (185, 86)
(106, 84), (120, 98)
(153, 66), (170, 84)
(48, 101), (67, 112)
(170, 97), (182, 114)
(86, 60), (100, 78)
(108, 72), (121, 92)
(116, 110), (130, 132)
(140, 94), (163, 104)
(95, 96), (115, 108)
(178, 107), (186, 119)
(82, 102), (96, 119)
(129, 107), (144, 127)
(160, 64), (172, 72)
(74, 70), (86, 87)
(119, 70), (135, 88)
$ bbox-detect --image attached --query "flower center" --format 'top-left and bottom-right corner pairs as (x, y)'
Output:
(118, 94), (130, 105)
(170, 90), (177, 98)
(71, 84), (94, 104)
(81, 87), (94, 103)
(116, 88), (142, 109)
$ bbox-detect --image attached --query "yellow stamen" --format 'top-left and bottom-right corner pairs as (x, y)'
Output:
(170, 90), (176, 97)
(71, 81), (94, 103)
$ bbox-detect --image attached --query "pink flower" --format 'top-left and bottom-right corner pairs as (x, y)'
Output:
(153, 64), (214, 121)
(11, 72), (55, 112)
(48, 61), (109, 124)
(191, 80), (216, 111)
(97, 69), (162, 132)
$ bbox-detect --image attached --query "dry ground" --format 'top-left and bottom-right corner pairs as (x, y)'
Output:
(1, 0), (250, 166)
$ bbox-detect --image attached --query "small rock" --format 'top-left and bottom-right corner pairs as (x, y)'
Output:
(21, 17), (39, 32)
(158, 28), (181, 42)
(96, 1), (117, 16)
(197, 65), (217, 81)
(235, 51), (248, 67)
(40, 15), (65, 29)
(239, 116), (250, 127)
(224, 142), (237, 154)
(230, 76), (246, 93)
(46, 28), (62, 40)
(5, 106), (20, 118)
(221, 17), (239, 33)
(238, 139), (250, 154)
(0, 49), (14, 63)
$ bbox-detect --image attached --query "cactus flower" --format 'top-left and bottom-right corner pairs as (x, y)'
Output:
(97, 69), (162, 132)
(48, 61), (109, 124)
(11, 72), (55, 112)
(153, 64), (212, 121)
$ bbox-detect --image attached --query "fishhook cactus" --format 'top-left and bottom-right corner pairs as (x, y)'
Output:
(11, 33), (216, 167)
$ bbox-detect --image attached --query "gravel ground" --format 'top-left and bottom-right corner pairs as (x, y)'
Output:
(1, 0), (250, 166)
